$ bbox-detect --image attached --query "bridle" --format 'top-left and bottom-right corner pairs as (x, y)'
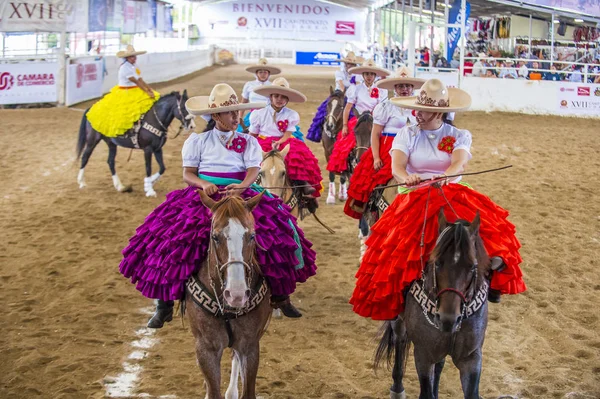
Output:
(152, 93), (194, 139)
(325, 95), (344, 138)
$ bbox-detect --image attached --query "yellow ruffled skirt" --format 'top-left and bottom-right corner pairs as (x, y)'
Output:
(87, 86), (160, 138)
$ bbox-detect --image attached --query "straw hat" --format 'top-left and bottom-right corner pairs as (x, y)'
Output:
(116, 45), (146, 58)
(339, 51), (362, 65)
(375, 66), (425, 90)
(348, 59), (390, 77)
(252, 77), (307, 103)
(185, 83), (266, 116)
(390, 79), (471, 112)
(245, 58), (282, 75)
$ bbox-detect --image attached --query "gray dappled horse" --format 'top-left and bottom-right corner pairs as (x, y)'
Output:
(375, 210), (493, 399)
(76, 91), (194, 196)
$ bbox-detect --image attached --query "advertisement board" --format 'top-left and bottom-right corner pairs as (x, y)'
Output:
(0, 0), (87, 32)
(557, 83), (600, 116)
(296, 51), (341, 66)
(66, 60), (104, 106)
(198, 0), (365, 41)
(0, 62), (57, 105)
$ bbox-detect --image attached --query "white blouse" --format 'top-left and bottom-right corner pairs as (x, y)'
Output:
(248, 106), (299, 138)
(182, 128), (263, 173)
(373, 99), (416, 134)
(118, 62), (140, 87)
(242, 79), (272, 103)
(346, 82), (388, 114)
(334, 68), (363, 91)
(391, 123), (472, 181)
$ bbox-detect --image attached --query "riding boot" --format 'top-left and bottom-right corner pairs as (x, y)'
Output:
(292, 180), (316, 196)
(488, 288), (502, 303)
(271, 295), (302, 318)
(147, 299), (174, 328)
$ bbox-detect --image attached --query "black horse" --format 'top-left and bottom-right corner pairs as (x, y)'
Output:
(76, 90), (194, 196)
(375, 210), (492, 399)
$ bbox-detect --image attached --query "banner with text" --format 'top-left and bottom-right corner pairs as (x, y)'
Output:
(296, 51), (341, 66)
(557, 83), (600, 116)
(0, 62), (57, 104)
(446, 0), (470, 61)
(198, 0), (365, 41)
(66, 59), (104, 106)
(0, 0), (88, 32)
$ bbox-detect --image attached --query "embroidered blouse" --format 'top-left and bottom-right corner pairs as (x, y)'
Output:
(118, 62), (140, 87)
(346, 82), (388, 114)
(391, 123), (472, 181)
(334, 68), (363, 91)
(248, 106), (299, 138)
(182, 128), (262, 172)
(373, 99), (416, 134)
(242, 79), (272, 103)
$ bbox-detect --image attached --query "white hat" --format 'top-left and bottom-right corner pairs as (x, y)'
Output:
(375, 66), (426, 90)
(252, 77), (307, 103)
(391, 79), (471, 112)
(245, 58), (282, 75)
(116, 45), (146, 58)
(348, 59), (390, 77)
(186, 84), (266, 116)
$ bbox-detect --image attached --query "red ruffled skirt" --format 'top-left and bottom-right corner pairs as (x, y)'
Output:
(344, 135), (395, 219)
(350, 184), (526, 320)
(257, 136), (323, 197)
(326, 116), (358, 174)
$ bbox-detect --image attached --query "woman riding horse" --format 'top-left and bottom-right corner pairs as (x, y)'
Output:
(119, 83), (317, 328)
(249, 77), (323, 205)
(350, 79), (526, 321)
(326, 59), (390, 201)
(87, 45), (159, 138)
(238, 58), (280, 132)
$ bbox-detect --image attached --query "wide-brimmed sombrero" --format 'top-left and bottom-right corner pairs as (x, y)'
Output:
(185, 83), (266, 116)
(375, 66), (425, 90)
(339, 51), (362, 65)
(252, 77), (306, 103)
(348, 59), (390, 77)
(245, 58), (282, 75)
(390, 79), (471, 112)
(116, 45), (146, 58)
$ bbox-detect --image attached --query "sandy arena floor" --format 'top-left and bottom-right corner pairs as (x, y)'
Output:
(0, 64), (599, 399)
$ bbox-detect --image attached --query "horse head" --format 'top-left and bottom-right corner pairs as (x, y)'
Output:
(259, 145), (290, 199)
(175, 90), (195, 131)
(429, 209), (490, 333)
(324, 88), (345, 138)
(198, 191), (264, 309)
(354, 110), (373, 160)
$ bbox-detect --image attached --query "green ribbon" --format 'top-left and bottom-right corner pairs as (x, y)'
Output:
(199, 174), (305, 270)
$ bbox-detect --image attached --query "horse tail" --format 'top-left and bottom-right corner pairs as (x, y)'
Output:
(76, 109), (90, 160)
(373, 319), (410, 373)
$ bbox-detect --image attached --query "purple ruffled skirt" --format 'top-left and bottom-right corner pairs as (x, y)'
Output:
(118, 173), (317, 301)
(307, 98), (328, 143)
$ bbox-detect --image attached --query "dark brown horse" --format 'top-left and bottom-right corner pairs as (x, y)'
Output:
(186, 191), (272, 399)
(76, 91), (194, 196)
(375, 210), (492, 399)
(322, 87), (346, 203)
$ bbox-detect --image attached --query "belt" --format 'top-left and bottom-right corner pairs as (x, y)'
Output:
(118, 86), (138, 90)
(381, 132), (397, 137)
(258, 135), (279, 140)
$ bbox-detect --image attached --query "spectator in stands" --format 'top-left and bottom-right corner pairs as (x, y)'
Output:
(528, 61), (542, 80)
(463, 53), (474, 75)
(500, 59), (518, 79)
(484, 69), (498, 78)
(472, 53), (486, 77)
(569, 65), (583, 82)
(518, 61), (529, 79)
(543, 64), (562, 81)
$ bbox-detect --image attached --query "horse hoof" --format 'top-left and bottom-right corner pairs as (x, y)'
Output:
(78, 183), (86, 189)
(326, 195), (336, 205)
(390, 390), (406, 399)
(145, 189), (157, 197)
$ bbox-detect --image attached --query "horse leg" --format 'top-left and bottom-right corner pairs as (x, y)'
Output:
(240, 342), (260, 399)
(143, 147), (157, 197)
(225, 351), (241, 399)
(106, 140), (127, 192)
(197, 344), (224, 399)
(432, 359), (446, 399)
(338, 173), (348, 201)
(414, 346), (436, 399)
(78, 130), (101, 189)
(390, 318), (408, 399)
(358, 216), (370, 263)
(456, 349), (482, 399)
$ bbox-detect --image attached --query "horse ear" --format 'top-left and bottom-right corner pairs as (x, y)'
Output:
(198, 189), (217, 211)
(469, 211), (481, 236)
(438, 209), (447, 232)
(245, 191), (265, 212)
(183, 89), (188, 99)
(279, 144), (290, 158)
(329, 86), (334, 95)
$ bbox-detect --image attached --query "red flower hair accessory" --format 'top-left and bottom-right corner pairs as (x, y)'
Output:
(438, 136), (456, 154)
(276, 119), (289, 133)
(370, 87), (379, 98)
(228, 136), (247, 153)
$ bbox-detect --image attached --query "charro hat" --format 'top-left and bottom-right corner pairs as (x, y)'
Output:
(252, 77), (306, 103)
(245, 58), (282, 75)
(185, 83), (266, 116)
(348, 59), (390, 77)
(390, 79), (471, 112)
(375, 66), (425, 90)
(116, 45), (146, 58)
(339, 51), (361, 65)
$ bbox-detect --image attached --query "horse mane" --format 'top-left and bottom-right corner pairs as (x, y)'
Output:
(211, 196), (254, 229)
(330, 89), (345, 99)
(263, 149), (284, 161)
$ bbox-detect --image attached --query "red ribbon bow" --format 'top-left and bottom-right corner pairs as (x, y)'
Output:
(370, 88), (379, 98)
(276, 119), (289, 133)
(437, 136), (456, 154)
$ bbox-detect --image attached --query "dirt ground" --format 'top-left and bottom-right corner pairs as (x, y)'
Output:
(0, 64), (599, 399)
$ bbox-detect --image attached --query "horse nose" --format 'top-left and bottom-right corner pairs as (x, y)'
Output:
(223, 289), (249, 308)
(436, 312), (460, 333)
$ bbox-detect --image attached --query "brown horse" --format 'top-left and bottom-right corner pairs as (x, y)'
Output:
(185, 191), (272, 399)
(375, 210), (492, 399)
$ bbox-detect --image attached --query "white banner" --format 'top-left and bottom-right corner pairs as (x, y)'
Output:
(0, 0), (87, 33)
(198, 0), (365, 41)
(557, 83), (600, 116)
(416, 70), (459, 88)
(0, 62), (57, 104)
(66, 60), (104, 106)
(122, 0), (136, 34)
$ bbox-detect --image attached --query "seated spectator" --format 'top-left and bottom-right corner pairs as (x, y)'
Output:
(472, 53), (486, 77)
(543, 64), (562, 81)
(528, 61), (542, 80)
(568, 65), (583, 82)
(484, 69), (498, 78)
(500, 60), (518, 79)
(464, 52), (474, 75)
(518, 61), (529, 79)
